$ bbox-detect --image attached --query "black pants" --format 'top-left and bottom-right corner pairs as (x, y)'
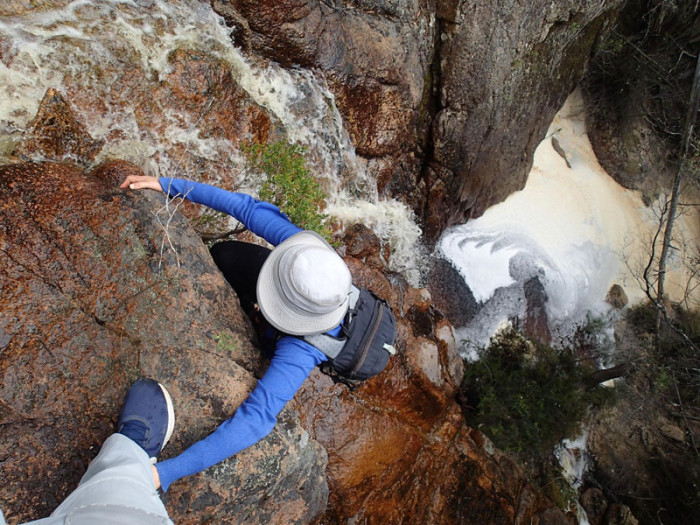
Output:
(209, 240), (271, 315)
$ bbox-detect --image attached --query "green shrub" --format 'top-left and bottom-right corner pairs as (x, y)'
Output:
(242, 141), (334, 243)
(461, 328), (612, 460)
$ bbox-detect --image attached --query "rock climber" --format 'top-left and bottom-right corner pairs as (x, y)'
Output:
(119, 174), (357, 492)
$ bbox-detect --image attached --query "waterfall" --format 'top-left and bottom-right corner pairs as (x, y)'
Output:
(555, 431), (592, 525)
(0, 0), (423, 284)
(437, 89), (700, 355)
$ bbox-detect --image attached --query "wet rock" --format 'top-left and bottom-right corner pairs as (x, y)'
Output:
(292, 254), (565, 524)
(551, 137), (572, 168)
(14, 88), (104, 165)
(343, 223), (381, 259)
(580, 487), (609, 525)
(0, 161), (327, 523)
(5, 40), (281, 212)
(603, 503), (639, 525)
(605, 284), (628, 310)
(0, 0), (73, 17)
(216, 1), (626, 242)
(214, 0), (426, 158)
(426, 255), (479, 327)
(156, 48), (274, 147)
(524, 276), (552, 344)
(342, 222), (389, 270)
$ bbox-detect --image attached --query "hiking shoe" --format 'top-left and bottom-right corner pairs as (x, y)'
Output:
(117, 378), (175, 460)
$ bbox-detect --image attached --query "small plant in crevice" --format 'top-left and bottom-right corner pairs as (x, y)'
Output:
(214, 333), (238, 354)
(242, 141), (334, 243)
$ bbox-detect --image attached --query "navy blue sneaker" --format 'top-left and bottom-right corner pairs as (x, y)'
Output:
(118, 379), (175, 460)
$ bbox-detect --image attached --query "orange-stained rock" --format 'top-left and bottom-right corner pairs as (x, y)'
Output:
(14, 88), (104, 165)
(0, 159), (570, 524)
(292, 232), (568, 524)
(154, 48), (273, 147)
(0, 161), (327, 523)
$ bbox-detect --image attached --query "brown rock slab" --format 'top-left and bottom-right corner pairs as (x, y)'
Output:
(0, 160), (327, 523)
(14, 88), (104, 165)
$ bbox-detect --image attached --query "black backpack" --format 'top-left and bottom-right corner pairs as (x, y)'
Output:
(303, 286), (397, 385)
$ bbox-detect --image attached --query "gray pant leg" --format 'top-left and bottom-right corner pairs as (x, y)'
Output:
(22, 434), (174, 525)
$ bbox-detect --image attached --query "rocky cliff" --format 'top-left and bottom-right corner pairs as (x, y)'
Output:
(581, 0), (700, 204)
(0, 0), (628, 245)
(0, 0), (640, 521)
(0, 90), (573, 523)
(211, 0), (626, 241)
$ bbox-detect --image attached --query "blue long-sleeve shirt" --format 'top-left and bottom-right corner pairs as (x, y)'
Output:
(154, 178), (332, 491)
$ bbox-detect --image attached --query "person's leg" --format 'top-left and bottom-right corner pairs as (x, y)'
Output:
(210, 240), (271, 313)
(28, 434), (173, 524)
(24, 379), (175, 525)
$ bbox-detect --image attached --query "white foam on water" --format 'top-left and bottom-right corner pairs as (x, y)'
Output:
(555, 431), (592, 525)
(330, 197), (425, 285)
(439, 232), (520, 303)
(0, 0), (426, 283)
(438, 89), (700, 351)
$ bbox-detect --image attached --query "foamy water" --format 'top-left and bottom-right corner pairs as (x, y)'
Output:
(0, 0), (424, 283)
(438, 90), (699, 353)
(555, 431), (592, 525)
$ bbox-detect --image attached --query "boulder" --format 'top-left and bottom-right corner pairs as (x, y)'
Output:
(605, 284), (628, 310)
(523, 276), (552, 344)
(14, 88), (104, 165)
(426, 255), (479, 327)
(580, 487), (609, 525)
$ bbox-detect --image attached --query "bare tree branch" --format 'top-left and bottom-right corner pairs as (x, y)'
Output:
(655, 53), (700, 340)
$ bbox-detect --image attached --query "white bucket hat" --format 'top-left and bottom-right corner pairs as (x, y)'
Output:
(257, 230), (352, 335)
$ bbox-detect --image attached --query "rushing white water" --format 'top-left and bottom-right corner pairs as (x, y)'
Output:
(438, 89), (700, 354)
(555, 431), (592, 525)
(0, 0), (424, 284)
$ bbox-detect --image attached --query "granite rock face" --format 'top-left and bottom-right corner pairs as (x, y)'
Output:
(14, 88), (104, 165)
(0, 160), (328, 523)
(213, 0), (626, 241)
(0, 158), (569, 524)
(2, 0), (626, 245)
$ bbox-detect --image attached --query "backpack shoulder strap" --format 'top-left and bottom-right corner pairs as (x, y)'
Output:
(304, 286), (361, 359)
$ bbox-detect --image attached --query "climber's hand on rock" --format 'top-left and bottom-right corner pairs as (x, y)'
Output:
(120, 175), (163, 192)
